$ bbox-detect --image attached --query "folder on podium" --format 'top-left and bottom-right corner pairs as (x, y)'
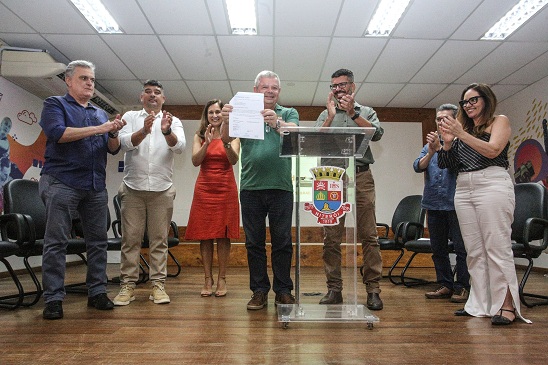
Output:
(277, 126), (379, 329)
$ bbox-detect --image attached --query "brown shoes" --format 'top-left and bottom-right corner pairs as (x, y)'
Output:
(275, 292), (295, 306)
(366, 293), (383, 310)
(319, 290), (343, 305)
(450, 288), (469, 303)
(247, 291), (268, 310)
(425, 286), (453, 299)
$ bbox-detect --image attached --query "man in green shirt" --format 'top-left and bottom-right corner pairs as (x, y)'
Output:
(221, 70), (299, 310)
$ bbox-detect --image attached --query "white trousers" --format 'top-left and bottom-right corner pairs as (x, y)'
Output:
(454, 166), (529, 323)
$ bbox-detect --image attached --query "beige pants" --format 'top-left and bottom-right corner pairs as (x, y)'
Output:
(323, 170), (382, 293)
(455, 167), (528, 322)
(118, 182), (176, 286)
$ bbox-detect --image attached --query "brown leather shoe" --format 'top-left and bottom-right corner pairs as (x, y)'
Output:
(366, 293), (383, 311)
(274, 292), (295, 306)
(425, 286), (453, 299)
(319, 290), (343, 305)
(247, 291), (268, 310)
(450, 288), (469, 303)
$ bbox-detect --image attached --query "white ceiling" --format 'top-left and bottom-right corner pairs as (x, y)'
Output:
(0, 0), (547, 110)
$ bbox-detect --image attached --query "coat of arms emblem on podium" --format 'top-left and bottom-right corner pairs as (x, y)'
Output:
(304, 166), (351, 225)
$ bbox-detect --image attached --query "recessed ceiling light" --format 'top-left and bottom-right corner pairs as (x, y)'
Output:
(482, 0), (548, 40)
(226, 0), (257, 35)
(70, 0), (123, 34)
(364, 0), (411, 37)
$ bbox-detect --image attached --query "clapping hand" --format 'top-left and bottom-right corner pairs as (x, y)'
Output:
(204, 124), (214, 145)
(161, 110), (173, 134)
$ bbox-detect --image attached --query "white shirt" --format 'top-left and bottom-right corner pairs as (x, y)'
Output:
(119, 109), (186, 191)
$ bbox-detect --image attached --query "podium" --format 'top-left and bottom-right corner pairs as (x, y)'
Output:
(277, 126), (379, 329)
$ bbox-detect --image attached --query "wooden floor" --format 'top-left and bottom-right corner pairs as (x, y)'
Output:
(0, 264), (547, 365)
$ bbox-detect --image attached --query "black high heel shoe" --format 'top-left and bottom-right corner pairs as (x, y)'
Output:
(454, 308), (471, 317)
(491, 308), (516, 325)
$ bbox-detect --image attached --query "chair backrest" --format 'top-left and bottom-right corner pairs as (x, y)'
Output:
(511, 183), (547, 242)
(113, 194), (122, 221)
(391, 194), (425, 240)
(3, 179), (46, 240)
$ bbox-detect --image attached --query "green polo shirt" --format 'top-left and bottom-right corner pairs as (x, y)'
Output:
(240, 104), (299, 192)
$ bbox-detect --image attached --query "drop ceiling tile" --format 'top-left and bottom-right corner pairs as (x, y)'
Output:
(388, 83), (448, 108)
(102, 35), (179, 80)
(321, 37), (387, 81)
(275, 37), (330, 81)
(367, 39), (444, 83)
(161, 35), (226, 80)
(412, 40), (499, 83)
(102, 0), (153, 34)
(0, 0), (95, 34)
(456, 42), (548, 85)
(275, 0), (340, 36)
(218, 36), (274, 80)
(44, 34), (134, 80)
(137, 0), (213, 34)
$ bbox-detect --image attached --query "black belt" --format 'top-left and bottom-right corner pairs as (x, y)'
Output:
(356, 164), (369, 173)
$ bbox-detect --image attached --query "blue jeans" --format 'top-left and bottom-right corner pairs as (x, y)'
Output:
(427, 209), (470, 291)
(39, 174), (109, 302)
(240, 189), (294, 294)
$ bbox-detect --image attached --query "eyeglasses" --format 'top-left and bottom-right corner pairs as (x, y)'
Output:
(459, 96), (483, 107)
(329, 82), (350, 90)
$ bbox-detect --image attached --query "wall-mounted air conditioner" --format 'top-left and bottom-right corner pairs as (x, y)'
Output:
(0, 47), (120, 116)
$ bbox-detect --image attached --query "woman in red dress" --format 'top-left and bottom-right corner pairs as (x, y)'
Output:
(185, 99), (240, 297)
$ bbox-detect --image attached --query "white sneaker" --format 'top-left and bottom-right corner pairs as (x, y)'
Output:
(149, 283), (170, 304)
(113, 284), (135, 306)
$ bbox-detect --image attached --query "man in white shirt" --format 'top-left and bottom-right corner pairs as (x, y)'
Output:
(113, 80), (186, 306)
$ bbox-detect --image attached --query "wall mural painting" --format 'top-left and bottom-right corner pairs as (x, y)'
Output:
(0, 112), (45, 211)
(510, 99), (548, 187)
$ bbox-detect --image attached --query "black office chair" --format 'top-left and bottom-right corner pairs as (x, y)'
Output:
(112, 194), (181, 283)
(511, 182), (548, 308)
(400, 237), (455, 287)
(0, 179), (89, 306)
(365, 194), (425, 285)
(0, 237), (25, 309)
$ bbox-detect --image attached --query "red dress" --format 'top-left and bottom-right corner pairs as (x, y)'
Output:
(185, 139), (240, 240)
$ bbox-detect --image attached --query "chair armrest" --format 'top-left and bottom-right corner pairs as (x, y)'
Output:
(376, 222), (389, 238)
(522, 217), (548, 252)
(111, 219), (122, 238)
(169, 221), (179, 239)
(0, 213), (35, 245)
(400, 221), (425, 243)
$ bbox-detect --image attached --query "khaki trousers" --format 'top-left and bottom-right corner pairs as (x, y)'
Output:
(323, 170), (382, 293)
(118, 182), (176, 287)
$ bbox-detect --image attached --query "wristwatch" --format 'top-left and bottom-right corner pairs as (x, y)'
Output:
(108, 131), (119, 138)
(162, 128), (172, 136)
(351, 112), (360, 121)
(274, 118), (281, 131)
(224, 142), (231, 149)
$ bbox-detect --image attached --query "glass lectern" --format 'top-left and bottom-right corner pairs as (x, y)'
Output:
(277, 126), (379, 329)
